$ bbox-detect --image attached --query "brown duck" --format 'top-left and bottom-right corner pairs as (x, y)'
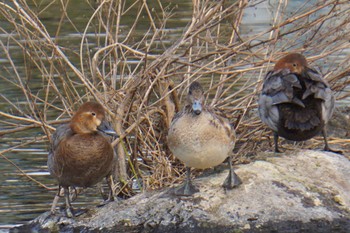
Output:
(258, 53), (340, 153)
(167, 82), (241, 196)
(48, 101), (117, 217)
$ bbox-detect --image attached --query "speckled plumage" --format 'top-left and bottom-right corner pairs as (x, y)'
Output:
(168, 107), (234, 169)
(168, 82), (241, 195)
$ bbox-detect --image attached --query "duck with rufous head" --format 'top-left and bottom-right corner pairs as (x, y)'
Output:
(47, 101), (118, 217)
(258, 53), (342, 154)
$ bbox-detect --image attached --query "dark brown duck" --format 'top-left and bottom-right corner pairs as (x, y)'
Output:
(258, 53), (339, 153)
(48, 101), (117, 217)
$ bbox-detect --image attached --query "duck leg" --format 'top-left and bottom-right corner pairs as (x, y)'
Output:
(175, 167), (199, 196)
(50, 186), (62, 215)
(274, 132), (282, 153)
(64, 187), (74, 218)
(69, 187), (79, 202)
(223, 155), (242, 189)
(322, 128), (343, 154)
(97, 175), (115, 207)
(106, 174), (115, 202)
(98, 182), (106, 200)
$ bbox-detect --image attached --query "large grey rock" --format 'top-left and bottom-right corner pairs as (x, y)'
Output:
(328, 106), (350, 139)
(12, 150), (350, 233)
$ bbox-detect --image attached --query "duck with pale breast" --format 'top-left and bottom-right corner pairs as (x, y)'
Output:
(47, 101), (118, 217)
(167, 81), (241, 196)
(258, 53), (340, 153)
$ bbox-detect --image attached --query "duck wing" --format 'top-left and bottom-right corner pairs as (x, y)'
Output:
(258, 69), (303, 131)
(47, 123), (71, 175)
(207, 107), (236, 149)
(303, 68), (335, 123)
(262, 69), (304, 106)
(50, 123), (71, 153)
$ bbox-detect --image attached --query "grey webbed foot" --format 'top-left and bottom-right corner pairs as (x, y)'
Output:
(223, 155), (242, 189)
(324, 145), (343, 155)
(323, 129), (343, 155)
(97, 196), (115, 207)
(64, 207), (87, 217)
(174, 180), (199, 196)
(174, 167), (198, 196)
(275, 147), (282, 153)
(65, 207), (74, 218)
(223, 170), (242, 189)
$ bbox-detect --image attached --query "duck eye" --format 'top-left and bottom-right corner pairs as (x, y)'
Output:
(292, 63), (297, 67)
(91, 112), (96, 116)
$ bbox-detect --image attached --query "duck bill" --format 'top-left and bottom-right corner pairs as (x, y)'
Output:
(97, 121), (119, 137)
(192, 100), (202, 115)
(101, 129), (119, 137)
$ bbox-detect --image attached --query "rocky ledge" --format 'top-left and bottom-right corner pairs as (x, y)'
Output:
(12, 150), (350, 233)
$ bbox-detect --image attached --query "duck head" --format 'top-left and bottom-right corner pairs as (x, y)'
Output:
(70, 102), (106, 134)
(187, 81), (204, 115)
(274, 53), (308, 74)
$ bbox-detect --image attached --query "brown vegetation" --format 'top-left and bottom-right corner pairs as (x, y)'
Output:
(0, 0), (349, 196)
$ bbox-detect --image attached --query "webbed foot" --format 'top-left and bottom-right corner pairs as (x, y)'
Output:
(274, 148), (282, 153)
(174, 180), (199, 196)
(65, 207), (74, 218)
(222, 170), (242, 189)
(223, 155), (242, 189)
(174, 167), (198, 196)
(324, 146), (343, 155)
(97, 196), (115, 207)
(323, 129), (343, 155)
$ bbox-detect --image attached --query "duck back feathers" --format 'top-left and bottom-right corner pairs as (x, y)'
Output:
(259, 59), (334, 141)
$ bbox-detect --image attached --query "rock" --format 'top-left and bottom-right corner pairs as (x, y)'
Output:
(11, 150), (350, 233)
(328, 106), (350, 138)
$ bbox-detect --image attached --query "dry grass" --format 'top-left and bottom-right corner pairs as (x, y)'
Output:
(0, 0), (349, 196)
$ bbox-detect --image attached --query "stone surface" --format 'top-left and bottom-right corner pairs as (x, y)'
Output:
(328, 107), (350, 139)
(12, 150), (350, 233)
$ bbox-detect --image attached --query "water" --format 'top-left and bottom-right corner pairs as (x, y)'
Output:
(0, 0), (349, 229)
(0, 0), (192, 227)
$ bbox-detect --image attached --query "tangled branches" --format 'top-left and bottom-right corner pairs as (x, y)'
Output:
(0, 0), (349, 194)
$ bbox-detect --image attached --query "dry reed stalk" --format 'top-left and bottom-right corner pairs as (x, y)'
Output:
(0, 0), (349, 195)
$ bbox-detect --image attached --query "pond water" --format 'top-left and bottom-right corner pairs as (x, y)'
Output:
(0, 0), (349, 230)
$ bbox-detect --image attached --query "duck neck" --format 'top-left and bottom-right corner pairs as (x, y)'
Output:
(70, 122), (96, 135)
